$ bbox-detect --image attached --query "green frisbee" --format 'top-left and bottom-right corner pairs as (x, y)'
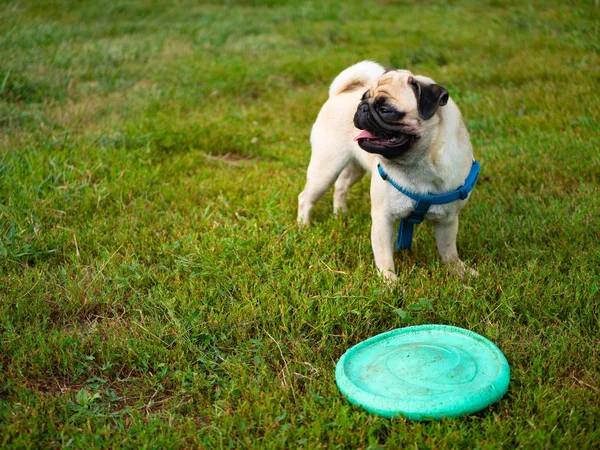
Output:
(335, 325), (510, 420)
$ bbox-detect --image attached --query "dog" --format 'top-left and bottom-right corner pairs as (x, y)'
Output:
(298, 61), (478, 280)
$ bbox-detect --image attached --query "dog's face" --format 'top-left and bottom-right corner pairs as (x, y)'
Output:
(353, 70), (449, 159)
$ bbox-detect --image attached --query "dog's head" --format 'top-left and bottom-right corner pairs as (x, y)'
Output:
(353, 69), (449, 159)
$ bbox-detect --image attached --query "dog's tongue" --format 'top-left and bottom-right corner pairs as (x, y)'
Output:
(354, 130), (380, 141)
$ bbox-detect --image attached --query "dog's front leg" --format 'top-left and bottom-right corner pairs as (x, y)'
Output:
(371, 210), (397, 281)
(433, 214), (477, 277)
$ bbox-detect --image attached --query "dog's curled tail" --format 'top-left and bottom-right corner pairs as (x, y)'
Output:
(328, 60), (385, 98)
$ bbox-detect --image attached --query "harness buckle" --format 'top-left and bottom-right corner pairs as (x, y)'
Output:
(405, 212), (426, 225)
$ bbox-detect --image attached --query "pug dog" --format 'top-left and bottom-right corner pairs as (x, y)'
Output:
(298, 61), (477, 280)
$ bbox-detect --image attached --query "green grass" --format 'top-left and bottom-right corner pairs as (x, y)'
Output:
(1, 0), (599, 447)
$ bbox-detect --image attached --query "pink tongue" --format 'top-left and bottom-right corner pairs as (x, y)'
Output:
(354, 130), (380, 141)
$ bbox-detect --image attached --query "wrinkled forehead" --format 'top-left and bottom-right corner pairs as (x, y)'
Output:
(379, 69), (413, 84)
(373, 70), (415, 101)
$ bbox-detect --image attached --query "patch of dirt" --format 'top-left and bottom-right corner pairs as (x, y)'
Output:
(203, 151), (259, 165)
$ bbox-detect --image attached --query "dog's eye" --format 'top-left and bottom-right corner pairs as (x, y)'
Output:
(378, 104), (396, 116)
(377, 104), (405, 122)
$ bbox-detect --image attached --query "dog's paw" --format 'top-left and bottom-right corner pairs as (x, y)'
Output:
(379, 268), (398, 283)
(297, 215), (310, 227)
(333, 204), (348, 216)
(449, 260), (478, 278)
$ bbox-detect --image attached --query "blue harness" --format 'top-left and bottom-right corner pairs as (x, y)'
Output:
(377, 160), (481, 251)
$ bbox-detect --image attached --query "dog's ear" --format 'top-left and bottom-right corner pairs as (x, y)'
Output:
(408, 76), (449, 120)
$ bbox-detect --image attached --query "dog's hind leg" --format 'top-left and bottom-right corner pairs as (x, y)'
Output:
(333, 162), (365, 215)
(298, 151), (350, 225)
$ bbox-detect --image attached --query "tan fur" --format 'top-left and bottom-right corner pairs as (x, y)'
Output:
(298, 61), (476, 281)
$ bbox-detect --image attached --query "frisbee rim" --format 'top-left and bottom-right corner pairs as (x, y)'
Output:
(335, 324), (510, 420)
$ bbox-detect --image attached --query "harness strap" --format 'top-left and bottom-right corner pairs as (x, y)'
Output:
(378, 160), (480, 251)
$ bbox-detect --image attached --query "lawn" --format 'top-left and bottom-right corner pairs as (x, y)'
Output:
(1, 0), (599, 448)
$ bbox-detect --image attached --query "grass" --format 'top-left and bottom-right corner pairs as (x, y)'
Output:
(0, 0), (599, 447)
